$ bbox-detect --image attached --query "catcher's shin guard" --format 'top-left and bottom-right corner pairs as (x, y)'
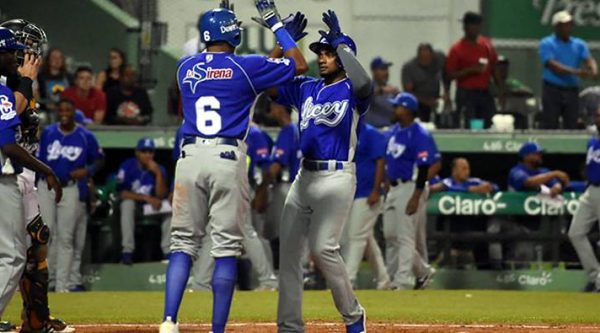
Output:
(19, 215), (67, 333)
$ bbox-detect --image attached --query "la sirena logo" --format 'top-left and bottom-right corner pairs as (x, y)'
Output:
(183, 62), (233, 94)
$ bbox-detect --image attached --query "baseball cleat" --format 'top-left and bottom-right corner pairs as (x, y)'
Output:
(0, 321), (13, 332)
(376, 279), (392, 290)
(159, 318), (179, 333)
(346, 309), (366, 333)
(414, 267), (436, 290)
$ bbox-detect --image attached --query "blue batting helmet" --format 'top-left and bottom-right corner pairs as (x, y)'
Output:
(0, 27), (27, 52)
(200, 9), (242, 47)
(309, 34), (357, 56)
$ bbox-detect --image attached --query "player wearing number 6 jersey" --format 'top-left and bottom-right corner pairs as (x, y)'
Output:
(159, 2), (307, 333)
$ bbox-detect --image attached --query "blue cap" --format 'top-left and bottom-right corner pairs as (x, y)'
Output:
(136, 137), (156, 151)
(388, 92), (418, 112)
(370, 57), (392, 69)
(518, 142), (544, 157)
(309, 34), (357, 56)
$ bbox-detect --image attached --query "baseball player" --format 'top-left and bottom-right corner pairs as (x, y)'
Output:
(0, 26), (65, 331)
(159, 2), (308, 332)
(340, 121), (391, 290)
(384, 92), (439, 290)
(270, 10), (371, 333)
(116, 137), (169, 265)
(569, 108), (600, 291)
(37, 98), (104, 292)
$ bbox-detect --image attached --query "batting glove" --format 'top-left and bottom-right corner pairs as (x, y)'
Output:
(318, 10), (345, 48)
(254, 0), (283, 31)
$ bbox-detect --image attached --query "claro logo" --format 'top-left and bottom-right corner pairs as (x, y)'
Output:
(523, 194), (580, 215)
(438, 193), (505, 215)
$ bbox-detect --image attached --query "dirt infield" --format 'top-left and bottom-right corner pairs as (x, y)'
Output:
(69, 323), (600, 333)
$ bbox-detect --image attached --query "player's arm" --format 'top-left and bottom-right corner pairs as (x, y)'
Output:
(14, 54), (41, 115)
(268, 162), (282, 183)
(255, 1), (308, 75)
(149, 162), (168, 199)
(367, 158), (385, 207)
(429, 182), (446, 193)
(337, 45), (372, 99)
(523, 170), (569, 188)
(468, 181), (494, 194)
(427, 160), (442, 180)
(2, 143), (62, 202)
(406, 164), (429, 215)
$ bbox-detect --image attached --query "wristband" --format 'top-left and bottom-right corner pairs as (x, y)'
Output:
(274, 28), (297, 53)
(16, 77), (34, 101)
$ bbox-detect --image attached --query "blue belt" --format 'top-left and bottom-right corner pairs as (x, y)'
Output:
(182, 136), (238, 147)
(302, 159), (346, 171)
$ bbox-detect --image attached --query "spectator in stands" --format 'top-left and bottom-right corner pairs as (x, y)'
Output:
(446, 12), (503, 129)
(95, 48), (127, 92)
(402, 43), (450, 124)
(61, 66), (107, 124)
(37, 48), (73, 112)
(508, 142), (570, 194)
(539, 11), (597, 129)
(365, 57), (399, 128)
(430, 157), (497, 194)
(116, 138), (170, 265)
(105, 66), (153, 125)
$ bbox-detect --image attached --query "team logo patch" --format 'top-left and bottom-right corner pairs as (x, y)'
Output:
(47, 140), (83, 162)
(0, 95), (16, 121)
(417, 151), (429, 160)
(183, 62), (233, 94)
(300, 96), (349, 130)
(387, 136), (406, 158)
(587, 146), (600, 164)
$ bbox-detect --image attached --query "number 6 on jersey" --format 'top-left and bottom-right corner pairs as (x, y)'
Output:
(195, 96), (222, 135)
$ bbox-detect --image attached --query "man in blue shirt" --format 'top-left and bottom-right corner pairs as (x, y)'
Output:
(116, 137), (169, 265)
(430, 157), (497, 194)
(340, 121), (391, 290)
(384, 92), (439, 290)
(539, 10), (597, 129)
(508, 142), (569, 194)
(569, 107), (600, 291)
(37, 99), (104, 293)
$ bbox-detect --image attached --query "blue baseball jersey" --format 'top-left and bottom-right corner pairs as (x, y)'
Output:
(246, 125), (272, 183)
(355, 123), (386, 199)
(271, 123), (301, 182)
(586, 136), (600, 185)
(508, 163), (558, 191)
(37, 124), (103, 201)
(385, 122), (440, 181)
(439, 177), (498, 193)
(177, 52), (296, 140)
(277, 76), (370, 161)
(0, 84), (22, 175)
(116, 157), (167, 196)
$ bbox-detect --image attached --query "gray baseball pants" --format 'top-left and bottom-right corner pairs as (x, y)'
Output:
(0, 175), (26, 317)
(340, 197), (389, 286)
(38, 180), (85, 292)
(383, 182), (430, 289)
(277, 165), (363, 333)
(120, 199), (171, 255)
(569, 185), (600, 286)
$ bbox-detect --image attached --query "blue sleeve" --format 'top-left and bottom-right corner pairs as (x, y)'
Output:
(415, 132), (436, 166)
(372, 130), (387, 160)
(116, 161), (131, 192)
(85, 131), (103, 164)
(580, 39), (591, 60)
(277, 76), (312, 110)
(240, 55), (296, 92)
(251, 131), (271, 168)
(509, 168), (529, 191)
(353, 83), (372, 115)
(273, 126), (293, 166)
(37, 129), (49, 162)
(0, 87), (20, 147)
(539, 38), (554, 65)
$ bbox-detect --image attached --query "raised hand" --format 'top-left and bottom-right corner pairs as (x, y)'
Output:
(284, 12), (308, 42)
(254, 0), (282, 30)
(318, 10), (346, 49)
(219, 0), (234, 11)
